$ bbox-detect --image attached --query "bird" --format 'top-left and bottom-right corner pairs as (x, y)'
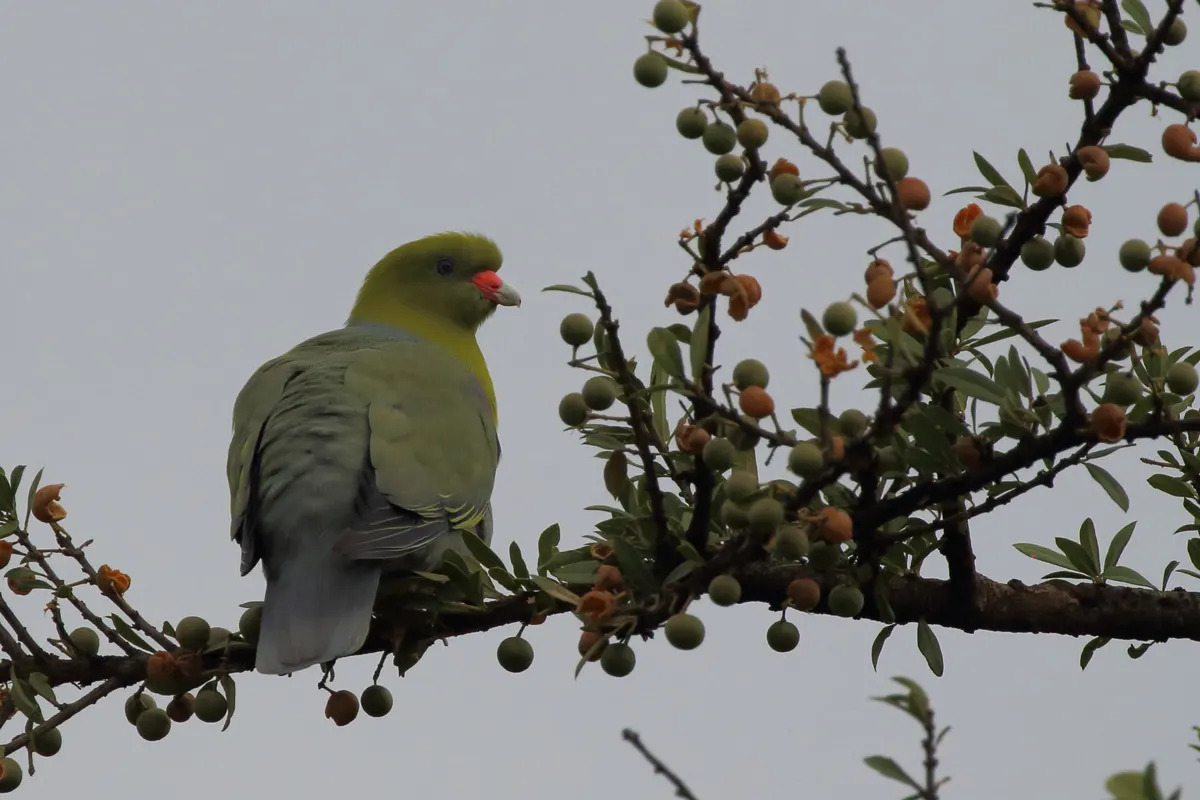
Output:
(226, 232), (520, 675)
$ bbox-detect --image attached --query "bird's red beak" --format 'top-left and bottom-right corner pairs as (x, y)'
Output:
(472, 270), (522, 307)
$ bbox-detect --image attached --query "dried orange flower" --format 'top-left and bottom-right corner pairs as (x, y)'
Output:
(1084, 308), (1110, 334)
(1061, 204), (1092, 238)
(589, 542), (614, 561)
(679, 219), (705, 242)
(576, 590), (617, 623)
(0, 542), (12, 570)
(1090, 403), (1127, 443)
(32, 484), (67, 524)
(853, 327), (878, 363)
(699, 270), (732, 295)
(1163, 125), (1200, 163)
(1076, 145), (1109, 180)
(1149, 254), (1195, 284)
(768, 158), (799, 180)
(739, 386), (775, 418)
(902, 294), (932, 335)
(594, 565), (624, 590)
(953, 203), (983, 238)
(810, 335), (859, 378)
(674, 423), (710, 454)
(96, 564), (131, 597)
(762, 228), (789, 250)
(961, 266), (998, 304)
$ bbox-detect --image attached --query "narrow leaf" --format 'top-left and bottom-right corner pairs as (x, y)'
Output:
(973, 151), (1011, 188)
(933, 366), (1005, 405)
(1017, 148), (1037, 185)
(461, 531), (505, 572)
(108, 615), (155, 652)
(1105, 522), (1137, 570)
(540, 284), (594, 298)
(536, 523), (561, 575)
(1104, 143), (1152, 163)
(916, 619), (944, 677)
(529, 575), (581, 605)
(871, 624), (895, 671)
(646, 327), (687, 380)
(863, 756), (920, 790)
(509, 542), (530, 580)
(1148, 473), (1194, 499)
(219, 673), (236, 731)
(1103, 565), (1156, 589)
(610, 536), (656, 593)
(690, 305), (711, 382)
(1120, 0), (1153, 39)
(1086, 464), (1129, 511)
(1013, 542), (1077, 571)
(26, 673), (56, 705)
(9, 679), (43, 722)
(1080, 636), (1109, 670)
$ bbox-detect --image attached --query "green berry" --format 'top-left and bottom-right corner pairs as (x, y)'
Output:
(766, 619), (800, 653)
(558, 393), (589, 427)
(736, 118), (769, 149)
(878, 147), (909, 181)
(1103, 372), (1142, 406)
(769, 173), (805, 205)
(206, 627), (231, 651)
(1118, 239), (1151, 272)
(842, 107), (877, 138)
(663, 613), (705, 650)
(361, 685), (394, 718)
(720, 500), (750, 528)
(175, 615), (211, 652)
(732, 358), (769, 390)
(931, 287), (955, 312)
(1163, 18), (1187, 46)
(714, 153), (746, 182)
(676, 107), (708, 139)
(969, 216), (1003, 248)
(31, 726), (62, 757)
(68, 626), (100, 658)
(581, 376), (618, 411)
(827, 584), (865, 617)
(838, 408), (869, 438)
(1020, 236), (1055, 271)
(724, 470), (759, 502)
(748, 497), (784, 535)
(136, 707), (172, 742)
(701, 122), (737, 155)
(238, 606), (262, 644)
(193, 688), (227, 724)
(600, 642), (637, 677)
(652, 0), (690, 33)
(707, 574), (742, 606)
(1179, 70), (1200, 102)
(0, 758), (22, 793)
(633, 52), (669, 88)
(787, 442), (824, 479)
(772, 524), (809, 560)
(817, 80), (854, 114)
(822, 301), (857, 336)
(497, 636), (534, 673)
(124, 693), (156, 725)
(1167, 362), (1199, 395)
(560, 313), (594, 347)
(1054, 235), (1086, 267)
(701, 437), (737, 472)
(729, 414), (761, 451)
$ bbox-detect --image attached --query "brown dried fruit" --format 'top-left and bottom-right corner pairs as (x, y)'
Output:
(762, 229), (789, 250)
(895, 177), (931, 211)
(962, 266), (998, 305)
(96, 565), (131, 597)
(1076, 145), (1109, 180)
(145, 651), (179, 686)
(577, 590), (617, 622)
(1062, 204), (1092, 238)
(1033, 163), (1068, 197)
(786, 578), (821, 611)
(1069, 69), (1102, 100)
(0, 542), (12, 570)
(324, 690), (359, 727)
(1162, 124), (1200, 162)
(866, 276), (897, 309)
(31, 484), (67, 524)
(594, 565), (624, 590)
(1090, 403), (1127, 444)
(664, 282), (700, 308)
(699, 270), (732, 295)
(768, 158), (799, 180)
(750, 82), (781, 105)
(1130, 317), (1160, 347)
(816, 507), (853, 544)
(1158, 202), (1189, 237)
(864, 258), (893, 283)
(578, 630), (607, 661)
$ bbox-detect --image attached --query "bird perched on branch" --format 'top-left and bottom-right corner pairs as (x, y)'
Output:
(227, 233), (520, 675)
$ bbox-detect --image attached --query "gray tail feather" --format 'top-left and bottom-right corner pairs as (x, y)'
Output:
(255, 547), (382, 675)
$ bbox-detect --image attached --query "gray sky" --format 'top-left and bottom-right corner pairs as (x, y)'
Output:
(4, 1), (1199, 797)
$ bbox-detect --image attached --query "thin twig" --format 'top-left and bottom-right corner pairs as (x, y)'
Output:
(622, 728), (700, 800)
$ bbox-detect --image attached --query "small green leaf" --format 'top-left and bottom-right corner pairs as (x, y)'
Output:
(1105, 522), (1137, 570)
(1106, 770), (1148, 800)
(1103, 565), (1156, 589)
(603, 451), (630, 500)
(973, 151), (1011, 189)
(1080, 636), (1109, 670)
(219, 673), (236, 731)
(966, 319), (1055, 349)
(540, 284), (594, 298)
(916, 619), (944, 677)
(1057, 536), (1099, 576)
(1148, 473), (1194, 499)
(1120, 0), (1153, 40)
(1189, 538), (1200, 572)
(461, 531), (505, 572)
(982, 185), (1024, 209)
(488, 568), (518, 593)
(9, 678), (43, 722)
(943, 185), (992, 196)
(690, 305), (712, 383)
(1017, 148), (1037, 185)
(529, 575), (581, 605)
(933, 366), (1005, 406)
(26, 672), (56, 705)
(509, 542), (530, 580)
(108, 615), (155, 653)
(1079, 520), (1101, 573)
(1086, 464), (1130, 512)
(790, 407), (822, 436)
(610, 536), (656, 593)
(1161, 560), (1178, 590)
(1014, 543), (1077, 571)
(1104, 143), (1153, 163)
(647, 328), (687, 381)
(863, 756), (920, 790)
(536, 524), (561, 576)
(870, 624), (895, 671)
(1121, 18), (1145, 35)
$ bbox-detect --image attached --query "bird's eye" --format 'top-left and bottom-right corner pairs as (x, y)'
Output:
(435, 256), (455, 275)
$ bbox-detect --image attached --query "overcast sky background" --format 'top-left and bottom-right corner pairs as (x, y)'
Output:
(3, 1), (1199, 797)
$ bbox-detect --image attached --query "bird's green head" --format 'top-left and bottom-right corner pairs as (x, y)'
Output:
(349, 232), (520, 333)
